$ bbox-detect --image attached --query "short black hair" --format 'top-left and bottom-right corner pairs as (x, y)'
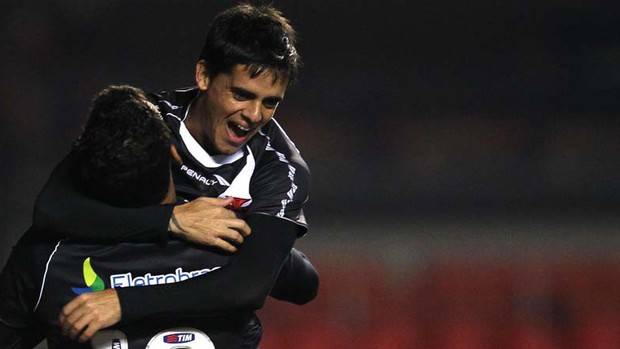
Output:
(74, 85), (171, 207)
(198, 3), (301, 85)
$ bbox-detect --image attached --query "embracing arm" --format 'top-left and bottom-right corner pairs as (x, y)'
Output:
(0, 244), (45, 349)
(119, 214), (298, 317)
(33, 152), (249, 249)
(269, 248), (319, 305)
(33, 152), (172, 243)
(0, 324), (45, 349)
(60, 214), (302, 342)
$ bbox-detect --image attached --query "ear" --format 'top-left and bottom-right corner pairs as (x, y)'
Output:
(195, 60), (210, 90)
(170, 144), (182, 165)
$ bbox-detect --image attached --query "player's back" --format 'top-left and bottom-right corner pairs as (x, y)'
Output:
(2, 231), (261, 349)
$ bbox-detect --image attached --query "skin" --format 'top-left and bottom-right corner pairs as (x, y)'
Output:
(168, 144), (251, 252)
(59, 150), (247, 342)
(185, 61), (288, 155)
(168, 62), (289, 248)
(60, 64), (290, 343)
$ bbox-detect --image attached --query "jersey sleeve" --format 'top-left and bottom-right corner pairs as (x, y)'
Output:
(117, 214), (298, 320)
(0, 242), (37, 330)
(32, 152), (173, 243)
(247, 121), (310, 237)
(0, 323), (45, 349)
(0, 233), (56, 348)
(269, 248), (319, 305)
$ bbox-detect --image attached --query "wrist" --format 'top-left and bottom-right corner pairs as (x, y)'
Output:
(168, 208), (188, 240)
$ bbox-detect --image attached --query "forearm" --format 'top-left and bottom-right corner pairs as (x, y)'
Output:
(118, 214), (298, 321)
(0, 251), (44, 349)
(33, 152), (171, 243)
(0, 323), (44, 349)
(269, 248), (319, 305)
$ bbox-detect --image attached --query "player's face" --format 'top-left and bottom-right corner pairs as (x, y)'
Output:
(191, 63), (288, 155)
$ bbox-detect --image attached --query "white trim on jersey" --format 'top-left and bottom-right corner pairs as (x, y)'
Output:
(174, 87), (197, 93)
(178, 101), (244, 168)
(270, 118), (302, 154)
(167, 112), (182, 122)
(160, 99), (180, 110)
(179, 122), (244, 167)
(220, 147), (255, 205)
(34, 240), (63, 312)
(258, 129), (298, 218)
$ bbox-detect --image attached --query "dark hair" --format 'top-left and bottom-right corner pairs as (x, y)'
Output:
(198, 3), (301, 85)
(74, 85), (171, 207)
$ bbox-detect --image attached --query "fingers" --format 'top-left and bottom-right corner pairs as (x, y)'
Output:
(172, 196), (251, 252)
(210, 238), (238, 253)
(59, 293), (83, 323)
(78, 321), (103, 343)
(60, 296), (91, 340)
(200, 222), (252, 252)
(58, 289), (122, 344)
(229, 219), (252, 237)
(194, 196), (234, 207)
(59, 295), (85, 335)
(207, 220), (250, 243)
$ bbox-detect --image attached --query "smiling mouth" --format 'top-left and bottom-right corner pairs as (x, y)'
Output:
(228, 121), (251, 138)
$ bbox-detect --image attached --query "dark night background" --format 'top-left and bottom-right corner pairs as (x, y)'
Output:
(1, 1), (619, 348)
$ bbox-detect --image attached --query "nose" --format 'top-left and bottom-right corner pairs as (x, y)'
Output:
(243, 101), (262, 124)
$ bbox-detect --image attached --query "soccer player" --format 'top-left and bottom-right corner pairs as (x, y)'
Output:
(32, 2), (318, 344)
(0, 85), (317, 348)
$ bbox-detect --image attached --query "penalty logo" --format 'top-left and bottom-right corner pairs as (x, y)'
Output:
(71, 257), (105, 294)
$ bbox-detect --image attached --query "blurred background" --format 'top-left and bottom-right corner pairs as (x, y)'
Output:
(1, 0), (620, 348)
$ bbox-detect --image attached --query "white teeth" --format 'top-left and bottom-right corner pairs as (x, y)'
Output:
(236, 124), (250, 132)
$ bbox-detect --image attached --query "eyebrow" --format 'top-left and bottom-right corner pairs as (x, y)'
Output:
(231, 87), (283, 104)
(231, 87), (256, 99)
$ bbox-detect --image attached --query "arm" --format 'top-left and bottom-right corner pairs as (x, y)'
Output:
(33, 152), (172, 243)
(269, 248), (319, 305)
(60, 121), (313, 340)
(0, 242), (45, 349)
(33, 152), (249, 249)
(61, 214), (300, 342)
(120, 214), (298, 316)
(0, 324), (45, 349)
(114, 120), (314, 313)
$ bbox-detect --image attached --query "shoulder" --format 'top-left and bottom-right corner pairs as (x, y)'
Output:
(246, 119), (310, 202)
(250, 119), (308, 174)
(148, 87), (198, 119)
(148, 87), (199, 135)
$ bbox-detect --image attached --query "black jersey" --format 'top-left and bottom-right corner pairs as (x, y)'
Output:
(29, 86), (316, 326)
(0, 231), (261, 349)
(149, 87), (309, 235)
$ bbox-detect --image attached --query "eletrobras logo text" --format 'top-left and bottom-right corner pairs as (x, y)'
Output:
(71, 257), (222, 294)
(110, 266), (221, 288)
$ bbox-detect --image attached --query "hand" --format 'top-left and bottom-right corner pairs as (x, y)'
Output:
(169, 197), (251, 252)
(59, 289), (121, 343)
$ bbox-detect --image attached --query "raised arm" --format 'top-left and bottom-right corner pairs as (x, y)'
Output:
(60, 214), (303, 342)
(0, 324), (45, 349)
(33, 152), (250, 250)
(0, 236), (46, 349)
(269, 248), (319, 305)
(33, 152), (172, 243)
(119, 214), (300, 316)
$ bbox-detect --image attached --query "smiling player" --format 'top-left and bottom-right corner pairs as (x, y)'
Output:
(32, 3), (318, 346)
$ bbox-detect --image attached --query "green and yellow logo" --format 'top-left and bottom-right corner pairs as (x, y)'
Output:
(71, 257), (105, 294)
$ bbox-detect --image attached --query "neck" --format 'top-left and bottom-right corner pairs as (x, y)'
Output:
(160, 172), (176, 205)
(185, 101), (204, 145)
(185, 98), (220, 154)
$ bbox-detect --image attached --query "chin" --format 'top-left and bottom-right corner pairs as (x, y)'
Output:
(216, 145), (242, 155)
